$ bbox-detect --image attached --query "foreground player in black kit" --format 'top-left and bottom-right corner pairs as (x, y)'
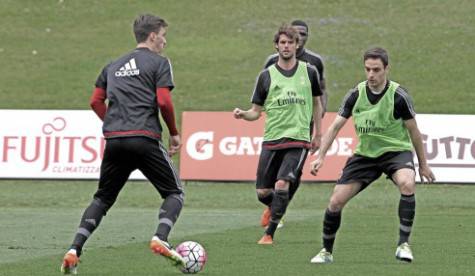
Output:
(61, 14), (185, 274)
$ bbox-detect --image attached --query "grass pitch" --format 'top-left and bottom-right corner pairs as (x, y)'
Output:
(0, 180), (474, 275)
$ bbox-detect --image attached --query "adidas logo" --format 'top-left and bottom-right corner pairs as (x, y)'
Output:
(84, 219), (96, 226)
(115, 58), (140, 77)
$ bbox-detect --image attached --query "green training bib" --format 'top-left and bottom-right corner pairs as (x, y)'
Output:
(352, 81), (412, 157)
(263, 61), (313, 142)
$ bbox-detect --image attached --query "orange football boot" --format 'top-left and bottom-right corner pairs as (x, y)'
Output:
(61, 249), (79, 274)
(257, 234), (273, 245)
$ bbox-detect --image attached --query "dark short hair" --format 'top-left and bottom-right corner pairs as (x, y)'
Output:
(273, 24), (300, 44)
(291, 20), (308, 32)
(364, 47), (389, 67)
(133, 14), (168, 43)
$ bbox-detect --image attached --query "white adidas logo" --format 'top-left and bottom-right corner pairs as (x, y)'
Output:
(115, 58), (140, 77)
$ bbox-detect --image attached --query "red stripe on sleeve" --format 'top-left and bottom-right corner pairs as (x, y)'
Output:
(156, 87), (179, 136)
(90, 87), (107, 121)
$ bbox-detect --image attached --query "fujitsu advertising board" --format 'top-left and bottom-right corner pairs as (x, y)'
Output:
(0, 110), (145, 179)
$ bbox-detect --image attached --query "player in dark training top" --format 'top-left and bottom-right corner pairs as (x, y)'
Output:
(264, 20), (327, 115)
(262, 20), (327, 229)
(309, 47), (435, 264)
(234, 24), (323, 245)
(61, 14), (185, 274)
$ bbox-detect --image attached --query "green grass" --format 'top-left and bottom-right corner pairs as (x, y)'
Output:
(0, 0), (474, 115)
(0, 180), (474, 275)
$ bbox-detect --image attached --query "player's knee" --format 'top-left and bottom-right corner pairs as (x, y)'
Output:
(92, 197), (112, 214)
(398, 180), (415, 194)
(160, 189), (185, 199)
(328, 196), (345, 212)
(256, 189), (273, 206)
(93, 189), (121, 211)
(256, 188), (272, 198)
(167, 192), (185, 206)
(275, 180), (289, 190)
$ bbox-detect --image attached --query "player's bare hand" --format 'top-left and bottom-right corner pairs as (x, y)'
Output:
(419, 164), (435, 183)
(310, 135), (321, 154)
(233, 108), (244, 119)
(310, 157), (324, 176)
(168, 135), (182, 157)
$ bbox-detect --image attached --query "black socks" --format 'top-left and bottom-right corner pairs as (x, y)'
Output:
(155, 193), (184, 242)
(71, 198), (109, 256)
(322, 208), (341, 253)
(265, 189), (289, 237)
(398, 194), (415, 245)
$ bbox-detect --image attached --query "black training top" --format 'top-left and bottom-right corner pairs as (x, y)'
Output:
(338, 81), (415, 120)
(95, 47), (174, 140)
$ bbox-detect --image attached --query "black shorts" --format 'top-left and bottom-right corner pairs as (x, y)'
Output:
(337, 151), (415, 190)
(256, 147), (309, 190)
(94, 136), (183, 207)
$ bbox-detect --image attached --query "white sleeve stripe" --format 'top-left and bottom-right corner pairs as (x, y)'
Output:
(396, 88), (416, 116)
(338, 89), (356, 115)
(264, 53), (279, 67)
(250, 70), (266, 103)
(167, 58), (174, 85)
(304, 49), (324, 61)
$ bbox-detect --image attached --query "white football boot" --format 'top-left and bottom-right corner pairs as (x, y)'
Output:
(310, 248), (333, 264)
(395, 242), (414, 262)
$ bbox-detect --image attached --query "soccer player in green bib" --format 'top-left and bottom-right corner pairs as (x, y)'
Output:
(262, 19), (327, 230)
(309, 47), (435, 264)
(234, 24), (323, 245)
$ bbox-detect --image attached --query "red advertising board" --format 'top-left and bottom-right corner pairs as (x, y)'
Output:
(179, 112), (357, 181)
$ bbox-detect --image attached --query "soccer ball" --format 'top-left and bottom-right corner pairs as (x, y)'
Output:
(176, 241), (207, 274)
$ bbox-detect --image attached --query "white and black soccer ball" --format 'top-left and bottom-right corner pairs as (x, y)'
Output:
(176, 241), (207, 274)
